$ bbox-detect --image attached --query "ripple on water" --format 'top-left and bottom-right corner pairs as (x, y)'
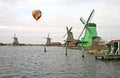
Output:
(0, 46), (120, 78)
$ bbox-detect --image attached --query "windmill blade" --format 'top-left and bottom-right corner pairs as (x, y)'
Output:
(80, 17), (86, 25)
(78, 9), (94, 40)
(69, 26), (73, 32)
(63, 27), (68, 38)
(85, 9), (95, 33)
(63, 26), (72, 38)
(66, 26), (69, 32)
(78, 26), (86, 39)
(80, 18), (92, 33)
(86, 9), (95, 24)
(63, 33), (67, 38)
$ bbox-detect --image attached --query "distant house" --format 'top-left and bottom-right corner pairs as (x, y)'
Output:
(68, 39), (79, 46)
(107, 40), (120, 45)
(106, 40), (120, 54)
(50, 42), (61, 46)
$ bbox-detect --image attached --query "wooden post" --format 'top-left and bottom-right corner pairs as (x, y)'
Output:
(65, 40), (69, 56)
(81, 47), (85, 58)
(44, 45), (46, 52)
(65, 42), (68, 56)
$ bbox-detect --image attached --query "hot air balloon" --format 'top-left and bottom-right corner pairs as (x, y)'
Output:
(32, 9), (42, 21)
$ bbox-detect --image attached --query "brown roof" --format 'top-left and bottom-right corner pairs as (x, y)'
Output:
(68, 39), (79, 45)
(107, 40), (120, 45)
(51, 42), (61, 45)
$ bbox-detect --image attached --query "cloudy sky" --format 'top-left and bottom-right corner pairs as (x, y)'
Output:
(0, 0), (120, 44)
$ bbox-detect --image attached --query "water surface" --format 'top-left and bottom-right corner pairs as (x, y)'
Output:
(0, 46), (120, 78)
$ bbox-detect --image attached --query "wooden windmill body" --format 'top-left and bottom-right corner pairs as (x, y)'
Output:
(63, 26), (74, 43)
(63, 27), (79, 46)
(45, 33), (51, 46)
(64, 27), (74, 41)
(12, 34), (19, 45)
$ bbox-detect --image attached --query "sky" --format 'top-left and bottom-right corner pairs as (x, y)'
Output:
(0, 0), (120, 44)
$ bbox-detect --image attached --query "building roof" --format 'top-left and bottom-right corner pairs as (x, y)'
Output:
(107, 40), (120, 45)
(51, 42), (61, 45)
(68, 39), (79, 46)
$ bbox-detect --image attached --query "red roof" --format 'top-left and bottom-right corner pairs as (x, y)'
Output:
(51, 42), (61, 45)
(107, 40), (120, 45)
(68, 39), (79, 46)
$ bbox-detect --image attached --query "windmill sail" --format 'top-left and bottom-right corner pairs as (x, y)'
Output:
(78, 9), (95, 39)
(86, 9), (94, 24)
(12, 34), (19, 45)
(80, 17), (86, 25)
(63, 26), (74, 41)
(78, 9), (97, 47)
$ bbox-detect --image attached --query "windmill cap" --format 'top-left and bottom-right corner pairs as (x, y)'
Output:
(88, 23), (96, 27)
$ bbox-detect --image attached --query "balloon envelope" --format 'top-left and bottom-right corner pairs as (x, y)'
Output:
(32, 9), (42, 21)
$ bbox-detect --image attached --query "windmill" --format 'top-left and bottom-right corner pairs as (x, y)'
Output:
(44, 33), (51, 46)
(63, 26), (79, 46)
(12, 34), (19, 45)
(63, 26), (74, 42)
(78, 9), (99, 47)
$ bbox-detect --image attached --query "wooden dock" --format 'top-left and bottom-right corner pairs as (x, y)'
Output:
(95, 54), (120, 60)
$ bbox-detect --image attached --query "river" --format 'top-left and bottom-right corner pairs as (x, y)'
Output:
(0, 46), (120, 78)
